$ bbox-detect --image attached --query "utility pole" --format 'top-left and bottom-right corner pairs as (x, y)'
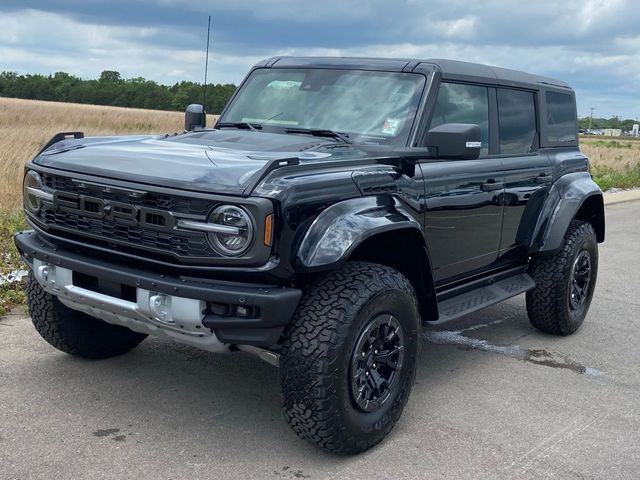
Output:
(588, 107), (595, 132)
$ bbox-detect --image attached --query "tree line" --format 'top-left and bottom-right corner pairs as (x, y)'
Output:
(577, 116), (639, 131)
(0, 70), (237, 114)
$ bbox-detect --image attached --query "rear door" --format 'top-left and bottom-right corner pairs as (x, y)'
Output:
(495, 88), (553, 262)
(419, 82), (505, 284)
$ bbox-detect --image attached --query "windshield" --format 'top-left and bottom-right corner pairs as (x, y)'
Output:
(219, 68), (427, 145)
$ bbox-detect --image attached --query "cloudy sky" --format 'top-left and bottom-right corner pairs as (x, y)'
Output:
(1, 0), (639, 119)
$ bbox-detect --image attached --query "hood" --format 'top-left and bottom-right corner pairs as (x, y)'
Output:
(33, 129), (354, 196)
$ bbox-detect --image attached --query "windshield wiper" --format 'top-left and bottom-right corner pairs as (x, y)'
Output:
(284, 128), (352, 144)
(216, 122), (262, 132)
(216, 112), (284, 133)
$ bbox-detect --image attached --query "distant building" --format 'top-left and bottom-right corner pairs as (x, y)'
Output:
(633, 124), (639, 137)
(603, 129), (622, 137)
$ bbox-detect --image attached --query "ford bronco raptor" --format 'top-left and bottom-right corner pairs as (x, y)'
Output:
(15, 57), (604, 454)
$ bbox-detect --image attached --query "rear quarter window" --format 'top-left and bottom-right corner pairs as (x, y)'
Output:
(545, 91), (577, 144)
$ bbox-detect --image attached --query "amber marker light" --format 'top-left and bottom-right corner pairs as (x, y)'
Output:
(264, 214), (274, 247)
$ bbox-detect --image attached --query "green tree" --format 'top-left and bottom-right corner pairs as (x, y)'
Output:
(0, 70), (236, 114)
(99, 70), (122, 84)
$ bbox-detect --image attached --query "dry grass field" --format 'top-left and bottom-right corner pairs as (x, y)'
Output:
(0, 97), (218, 212)
(0, 97), (217, 314)
(580, 136), (640, 190)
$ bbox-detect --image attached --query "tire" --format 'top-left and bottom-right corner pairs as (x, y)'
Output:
(526, 220), (598, 335)
(279, 262), (421, 455)
(27, 274), (147, 359)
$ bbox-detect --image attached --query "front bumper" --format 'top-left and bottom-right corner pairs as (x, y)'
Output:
(15, 230), (302, 348)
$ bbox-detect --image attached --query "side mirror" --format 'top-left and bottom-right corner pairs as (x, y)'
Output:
(185, 104), (206, 131)
(426, 123), (481, 160)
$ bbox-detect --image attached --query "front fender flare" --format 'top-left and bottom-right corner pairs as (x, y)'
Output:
(295, 196), (423, 270)
(531, 172), (603, 253)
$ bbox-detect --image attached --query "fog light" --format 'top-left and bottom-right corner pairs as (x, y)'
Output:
(235, 305), (250, 317)
(149, 294), (173, 325)
(210, 302), (231, 316)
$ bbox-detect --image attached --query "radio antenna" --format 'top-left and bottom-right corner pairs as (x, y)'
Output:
(202, 15), (211, 117)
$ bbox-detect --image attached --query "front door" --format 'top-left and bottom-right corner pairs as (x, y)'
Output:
(420, 81), (504, 284)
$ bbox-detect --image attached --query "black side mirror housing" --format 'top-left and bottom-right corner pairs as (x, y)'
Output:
(426, 123), (481, 160)
(185, 104), (206, 131)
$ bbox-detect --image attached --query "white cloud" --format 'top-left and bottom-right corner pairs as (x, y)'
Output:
(0, 9), (257, 84)
(1, 1), (639, 118)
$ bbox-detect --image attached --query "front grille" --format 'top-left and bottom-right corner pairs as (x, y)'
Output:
(36, 173), (218, 261)
(42, 174), (212, 215)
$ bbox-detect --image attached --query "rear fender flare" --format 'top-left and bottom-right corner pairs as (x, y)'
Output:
(531, 172), (604, 253)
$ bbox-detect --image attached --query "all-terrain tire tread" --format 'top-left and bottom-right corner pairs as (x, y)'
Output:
(27, 274), (146, 359)
(279, 261), (419, 455)
(526, 220), (597, 335)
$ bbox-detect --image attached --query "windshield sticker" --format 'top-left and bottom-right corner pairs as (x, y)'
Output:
(267, 80), (302, 89)
(382, 118), (401, 135)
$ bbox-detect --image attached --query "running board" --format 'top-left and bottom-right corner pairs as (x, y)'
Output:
(433, 273), (535, 324)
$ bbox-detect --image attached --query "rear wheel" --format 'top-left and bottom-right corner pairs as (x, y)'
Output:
(279, 262), (421, 455)
(526, 220), (598, 335)
(27, 274), (147, 359)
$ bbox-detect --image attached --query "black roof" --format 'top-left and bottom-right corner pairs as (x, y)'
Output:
(259, 56), (571, 90)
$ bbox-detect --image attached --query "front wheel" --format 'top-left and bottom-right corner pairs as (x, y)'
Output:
(27, 274), (147, 359)
(526, 220), (598, 335)
(279, 262), (421, 455)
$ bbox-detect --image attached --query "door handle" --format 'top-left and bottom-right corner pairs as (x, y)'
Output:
(481, 180), (504, 192)
(535, 174), (553, 184)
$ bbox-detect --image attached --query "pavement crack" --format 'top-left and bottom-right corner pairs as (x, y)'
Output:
(508, 413), (610, 472)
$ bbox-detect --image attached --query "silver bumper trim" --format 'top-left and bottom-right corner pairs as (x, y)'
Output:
(32, 258), (229, 353)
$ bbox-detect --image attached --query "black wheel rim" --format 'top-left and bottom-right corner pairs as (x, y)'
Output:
(350, 314), (405, 413)
(569, 250), (592, 310)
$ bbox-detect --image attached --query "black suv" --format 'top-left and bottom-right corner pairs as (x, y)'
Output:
(15, 57), (604, 454)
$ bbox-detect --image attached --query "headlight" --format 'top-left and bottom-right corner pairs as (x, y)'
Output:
(207, 205), (254, 256)
(23, 171), (44, 213)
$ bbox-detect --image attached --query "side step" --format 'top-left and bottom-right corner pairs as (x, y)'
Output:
(433, 273), (535, 324)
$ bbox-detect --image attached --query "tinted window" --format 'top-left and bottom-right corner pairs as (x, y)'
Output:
(546, 91), (576, 143)
(430, 83), (489, 155)
(497, 89), (537, 154)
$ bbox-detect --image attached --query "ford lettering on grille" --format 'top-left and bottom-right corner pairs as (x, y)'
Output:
(52, 191), (175, 231)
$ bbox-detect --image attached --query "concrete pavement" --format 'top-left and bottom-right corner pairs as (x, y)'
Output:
(1, 200), (639, 480)
(604, 188), (640, 205)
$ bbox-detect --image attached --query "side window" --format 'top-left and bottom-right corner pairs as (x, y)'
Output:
(497, 89), (537, 154)
(430, 82), (489, 156)
(545, 91), (577, 143)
